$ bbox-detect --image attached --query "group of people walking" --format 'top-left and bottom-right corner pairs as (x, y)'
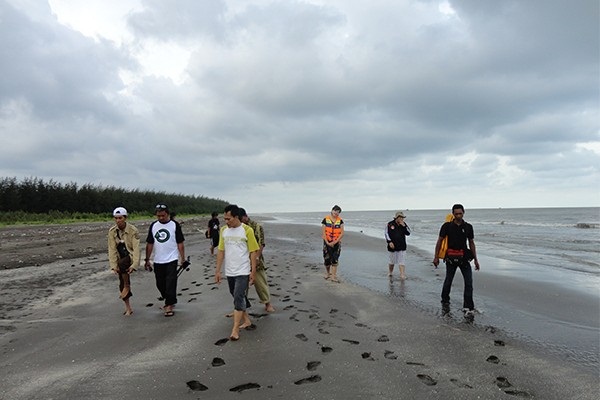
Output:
(320, 203), (480, 318)
(107, 202), (481, 339)
(107, 203), (275, 340)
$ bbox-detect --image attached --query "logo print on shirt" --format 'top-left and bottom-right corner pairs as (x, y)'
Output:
(155, 229), (170, 243)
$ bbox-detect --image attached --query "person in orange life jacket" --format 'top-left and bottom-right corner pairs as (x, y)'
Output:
(385, 211), (411, 280)
(144, 204), (186, 317)
(322, 205), (344, 282)
(108, 207), (140, 316)
(433, 204), (480, 317)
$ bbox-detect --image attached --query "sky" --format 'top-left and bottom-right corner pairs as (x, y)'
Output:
(0, 0), (598, 213)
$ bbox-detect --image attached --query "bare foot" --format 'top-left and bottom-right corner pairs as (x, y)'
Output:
(265, 304), (275, 313)
(225, 312), (233, 318)
(123, 310), (133, 316)
(400, 275), (407, 281)
(239, 322), (253, 329)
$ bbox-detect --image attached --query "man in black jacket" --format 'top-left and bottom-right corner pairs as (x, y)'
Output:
(385, 211), (411, 280)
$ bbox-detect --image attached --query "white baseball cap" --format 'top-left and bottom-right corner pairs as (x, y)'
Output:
(113, 207), (128, 217)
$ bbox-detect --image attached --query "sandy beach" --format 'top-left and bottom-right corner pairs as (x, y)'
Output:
(0, 218), (598, 400)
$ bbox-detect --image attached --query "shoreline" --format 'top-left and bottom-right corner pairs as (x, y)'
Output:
(265, 220), (599, 372)
(0, 219), (598, 399)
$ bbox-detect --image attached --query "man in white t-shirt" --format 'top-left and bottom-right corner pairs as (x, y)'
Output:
(144, 204), (185, 317)
(215, 204), (260, 341)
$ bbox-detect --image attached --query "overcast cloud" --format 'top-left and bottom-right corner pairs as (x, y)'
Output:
(0, 0), (598, 213)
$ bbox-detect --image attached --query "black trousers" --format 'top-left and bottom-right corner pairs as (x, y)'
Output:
(153, 260), (178, 306)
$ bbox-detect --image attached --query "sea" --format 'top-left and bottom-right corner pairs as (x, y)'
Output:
(262, 207), (600, 371)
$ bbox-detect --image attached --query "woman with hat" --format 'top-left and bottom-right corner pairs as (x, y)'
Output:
(385, 211), (411, 280)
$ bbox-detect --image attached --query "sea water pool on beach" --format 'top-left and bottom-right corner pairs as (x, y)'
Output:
(262, 207), (600, 371)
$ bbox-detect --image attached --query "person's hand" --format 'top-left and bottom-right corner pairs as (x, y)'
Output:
(474, 260), (480, 271)
(111, 269), (118, 275)
(249, 273), (255, 286)
(144, 261), (153, 272)
(432, 257), (439, 268)
(127, 267), (135, 274)
(215, 272), (221, 284)
(389, 242), (395, 250)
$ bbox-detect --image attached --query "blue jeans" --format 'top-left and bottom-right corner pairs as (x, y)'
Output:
(441, 258), (474, 310)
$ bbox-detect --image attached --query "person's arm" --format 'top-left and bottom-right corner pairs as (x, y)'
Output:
(433, 236), (444, 267)
(334, 223), (344, 244)
(177, 242), (185, 264)
(107, 231), (118, 273)
(144, 242), (153, 271)
(321, 224), (328, 242)
(129, 228), (141, 272)
(385, 224), (394, 250)
(249, 250), (257, 285)
(215, 249), (224, 284)
(469, 238), (480, 270)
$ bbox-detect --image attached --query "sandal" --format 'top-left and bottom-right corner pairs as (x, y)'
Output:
(164, 310), (175, 317)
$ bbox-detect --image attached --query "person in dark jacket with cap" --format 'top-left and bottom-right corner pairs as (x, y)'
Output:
(385, 211), (411, 280)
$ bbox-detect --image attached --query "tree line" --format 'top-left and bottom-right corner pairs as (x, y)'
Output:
(0, 177), (228, 221)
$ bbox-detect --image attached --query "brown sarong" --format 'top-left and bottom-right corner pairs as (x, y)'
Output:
(118, 272), (132, 300)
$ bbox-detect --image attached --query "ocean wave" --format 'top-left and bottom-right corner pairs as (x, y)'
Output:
(575, 222), (600, 229)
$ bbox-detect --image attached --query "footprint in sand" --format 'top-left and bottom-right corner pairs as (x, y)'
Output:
(361, 352), (375, 361)
(188, 298), (197, 302)
(486, 355), (500, 364)
(306, 361), (321, 371)
(321, 346), (333, 353)
(450, 378), (473, 389)
(294, 375), (322, 385)
(186, 380), (208, 391)
(406, 361), (426, 366)
(295, 333), (308, 342)
(494, 340), (506, 346)
(146, 303), (154, 307)
(377, 335), (390, 342)
(504, 389), (534, 398)
(211, 357), (225, 367)
(384, 350), (398, 360)
(229, 383), (261, 392)
(214, 338), (229, 346)
(318, 328), (330, 335)
(342, 339), (360, 345)
(495, 376), (512, 388)
(417, 374), (437, 386)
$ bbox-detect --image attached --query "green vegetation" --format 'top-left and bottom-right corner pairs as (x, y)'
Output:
(0, 177), (228, 226)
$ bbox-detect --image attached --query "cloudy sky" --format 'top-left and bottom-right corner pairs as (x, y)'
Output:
(1, 0), (598, 213)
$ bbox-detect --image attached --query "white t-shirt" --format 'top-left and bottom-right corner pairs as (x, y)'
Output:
(218, 224), (260, 276)
(147, 220), (184, 263)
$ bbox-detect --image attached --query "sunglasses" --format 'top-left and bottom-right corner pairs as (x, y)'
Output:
(155, 204), (168, 210)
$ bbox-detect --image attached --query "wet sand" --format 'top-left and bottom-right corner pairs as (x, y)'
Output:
(0, 219), (598, 399)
